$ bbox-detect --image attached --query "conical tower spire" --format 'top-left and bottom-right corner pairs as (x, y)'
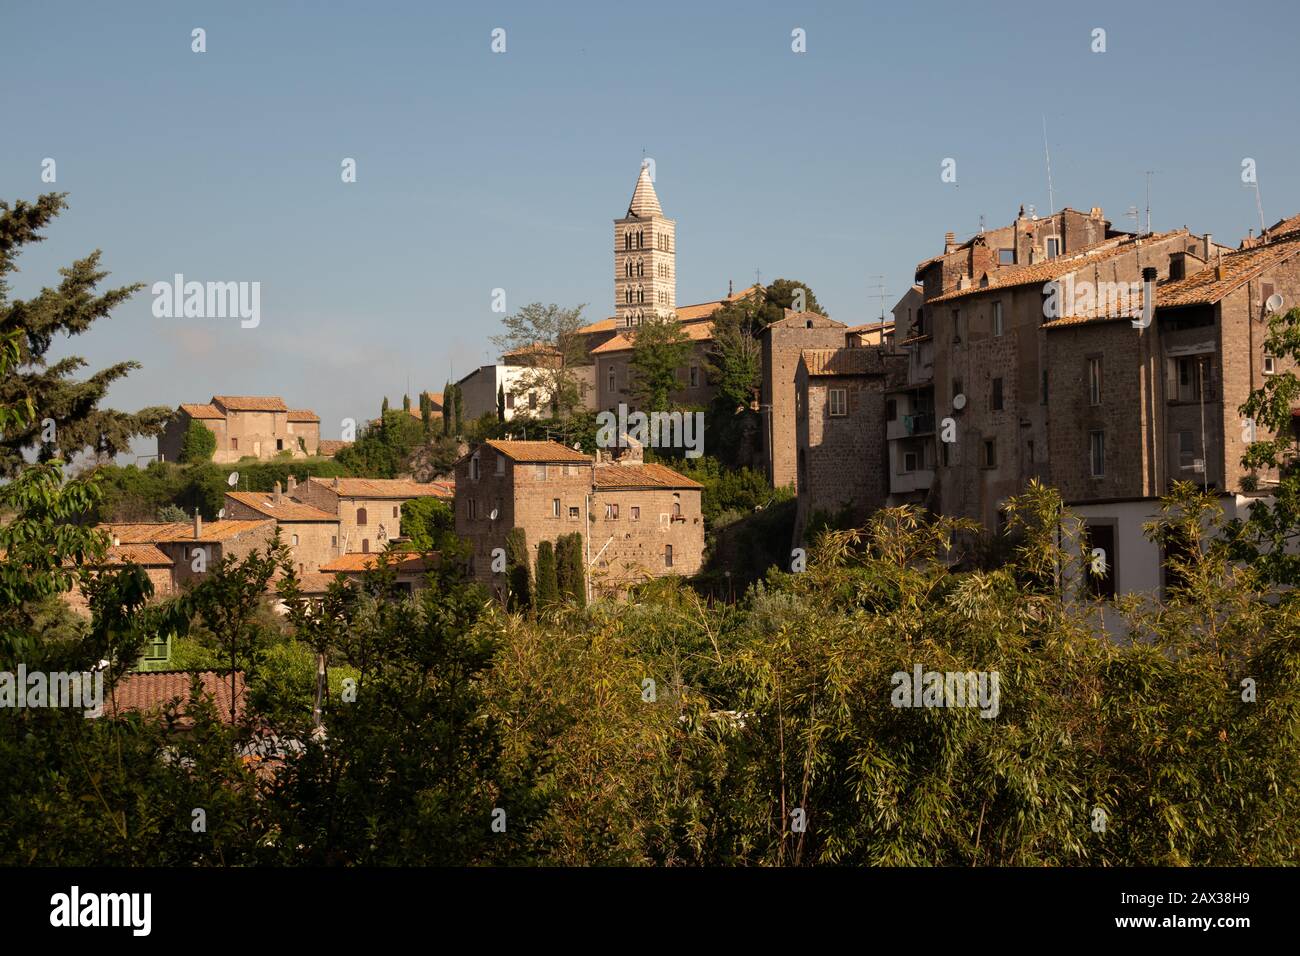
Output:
(627, 162), (663, 218)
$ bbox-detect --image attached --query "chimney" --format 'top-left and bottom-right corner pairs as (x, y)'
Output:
(944, 231), (957, 254)
(1203, 234), (1213, 259)
(273, 481), (282, 505)
(287, 475), (297, 495)
(193, 512), (202, 539)
(1215, 253), (1225, 281)
(112, 536), (120, 547)
(1090, 207), (1103, 220)
(332, 476), (340, 489)
(728, 279), (733, 296)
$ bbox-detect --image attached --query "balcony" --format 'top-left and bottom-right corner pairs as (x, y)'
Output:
(887, 414), (932, 442)
(890, 469), (934, 495)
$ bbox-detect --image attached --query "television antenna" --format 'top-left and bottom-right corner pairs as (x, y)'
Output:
(867, 275), (888, 322)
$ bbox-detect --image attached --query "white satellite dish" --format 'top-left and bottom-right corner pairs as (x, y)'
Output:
(489, 508), (499, 521)
(573, 443), (581, 451)
(952, 393), (967, 411)
(218, 508), (225, 519)
(226, 472), (239, 487)
(1266, 293), (1285, 314)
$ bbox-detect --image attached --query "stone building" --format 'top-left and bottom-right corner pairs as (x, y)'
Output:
(793, 347), (906, 540)
(453, 439), (703, 599)
(62, 543), (176, 617)
(100, 517), (279, 589)
(1041, 224), (1300, 597)
(158, 395), (321, 463)
(761, 310), (849, 490)
(297, 476), (454, 556)
(923, 226), (1204, 531)
(224, 484), (341, 575)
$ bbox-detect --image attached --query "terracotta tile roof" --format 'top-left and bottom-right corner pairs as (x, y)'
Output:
(225, 491), (338, 522)
(320, 552), (439, 573)
(103, 544), (174, 567)
(483, 439), (592, 463)
(152, 519), (276, 543)
(307, 477), (453, 499)
(104, 670), (246, 725)
(179, 403), (223, 419)
(316, 439), (352, 456)
(104, 522), (191, 544)
(1157, 233), (1300, 308)
(286, 409), (319, 422)
(502, 342), (561, 358)
(591, 317), (716, 355)
(578, 317), (619, 334)
(592, 461), (702, 490)
(800, 347), (888, 377)
(67, 542), (175, 567)
(212, 395), (288, 412)
(900, 333), (933, 346)
(1042, 287), (1146, 329)
(845, 321), (893, 333)
(928, 231), (1186, 305)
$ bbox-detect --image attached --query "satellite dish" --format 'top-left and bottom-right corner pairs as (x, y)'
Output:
(226, 472), (239, 487)
(1266, 293), (1285, 314)
(952, 393), (967, 411)
(489, 508), (499, 521)
(218, 508), (225, 519)
(573, 443), (581, 451)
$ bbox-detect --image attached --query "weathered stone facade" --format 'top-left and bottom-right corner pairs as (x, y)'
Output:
(454, 439), (703, 598)
(793, 348), (905, 540)
(158, 395), (320, 464)
(224, 484), (341, 574)
(297, 477), (453, 557)
(761, 311), (849, 490)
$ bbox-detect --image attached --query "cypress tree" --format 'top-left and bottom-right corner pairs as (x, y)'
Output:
(453, 385), (464, 436)
(505, 526), (531, 612)
(497, 384), (506, 423)
(535, 540), (559, 607)
(442, 382), (452, 437)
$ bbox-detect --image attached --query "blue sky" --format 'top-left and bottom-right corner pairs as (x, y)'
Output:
(3, 0), (1297, 454)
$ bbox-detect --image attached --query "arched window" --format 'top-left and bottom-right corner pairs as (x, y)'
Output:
(637, 259), (644, 277)
(357, 506), (368, 526)
(637, 230), (644, 248)
(624, 233), (631, 251)
(362, 539), (369, 553)
(625, 260), (632, 277)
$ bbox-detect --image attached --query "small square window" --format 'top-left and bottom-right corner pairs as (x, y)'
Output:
(605, 503), (619, 519)
(998, 249), (1014, 265)
(568, 506), (580, 519)
(631, 506), (640, 520)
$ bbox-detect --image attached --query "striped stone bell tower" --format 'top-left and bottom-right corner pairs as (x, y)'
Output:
(614, 161), (676, 328)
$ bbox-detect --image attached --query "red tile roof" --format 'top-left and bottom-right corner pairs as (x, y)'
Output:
(286, 409), (319, 422)
(104, 670), (246, 725)
(1157, 233), (1300, 308)
(179, 403), (223, 419)
(225, 491), (338, 522)
(104, 522), (192, 544)
(152, 519), (276, 543)
(320, 552), (439, 573)
(307, 477), (453, 499)
(800, 347), (889, 376)
(316, 439), (352, 456)
(212, 395), (288, 412)
(928, 231), (1186, 304)
(482, 440), (592, 463)
(592, 461), (701, 490)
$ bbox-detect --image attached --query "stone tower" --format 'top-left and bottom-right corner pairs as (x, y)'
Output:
(614, 162), (676, 328)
